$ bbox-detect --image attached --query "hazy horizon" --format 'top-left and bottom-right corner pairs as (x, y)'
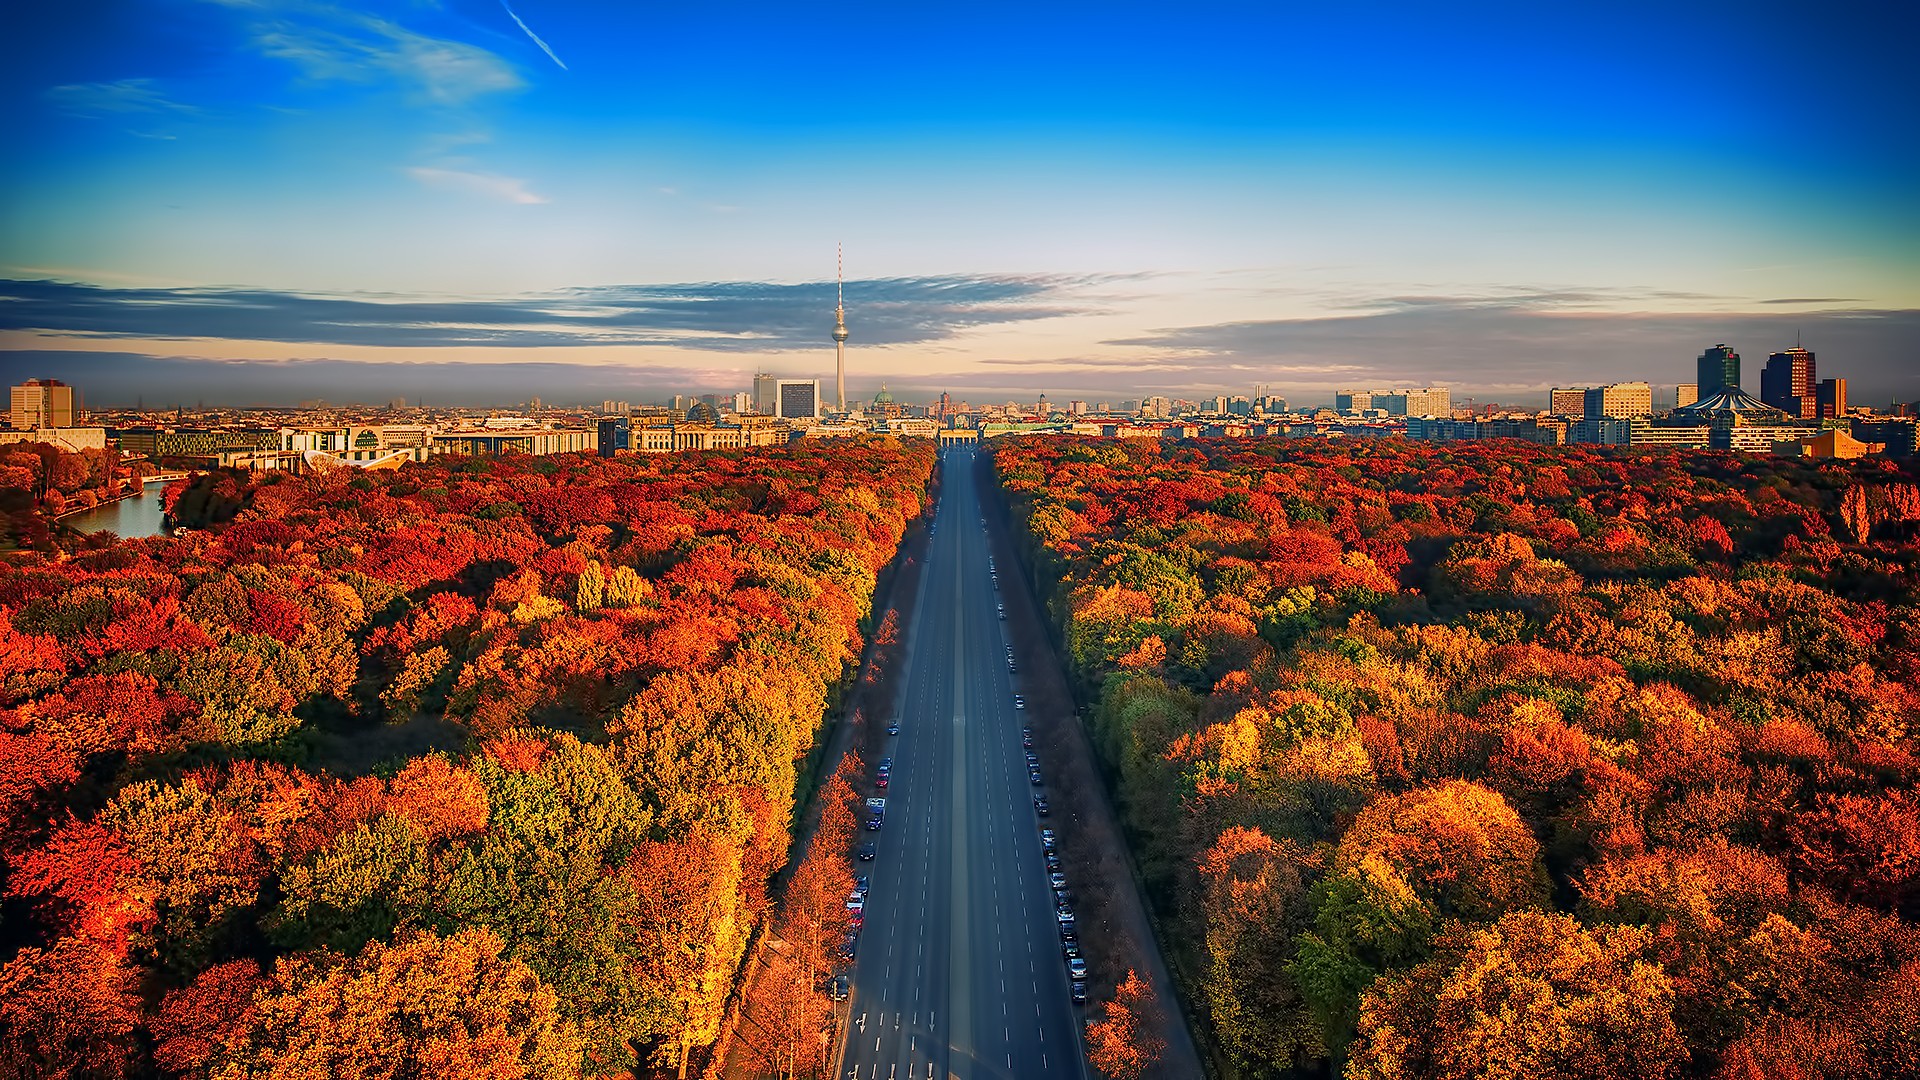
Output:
(4, 1), (1916, 407)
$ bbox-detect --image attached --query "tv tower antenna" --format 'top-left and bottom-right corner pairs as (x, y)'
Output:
(832, 243), (849, 413)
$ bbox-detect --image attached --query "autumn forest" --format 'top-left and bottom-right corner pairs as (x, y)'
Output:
(993, 436), (1920, 1079)
(5, 430), (1920, 1080)
(0, 438), (934, 1079)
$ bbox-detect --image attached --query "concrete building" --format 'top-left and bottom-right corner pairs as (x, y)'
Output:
(1852, 418), (1916, 458)
(1583, 382), (1653, 419)
(1334, 390), (1374, 414)
(1550, 387), (1589, 416)
(11, 378), (79, 429)
(1570, 417), (1633, 445)
(1676, 383), (1699, 409)
(1628, 418), (1711, 448)
(0, 427), (108, 453)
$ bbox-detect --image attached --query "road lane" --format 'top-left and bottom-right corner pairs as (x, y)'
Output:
(840, 447), (1084, 1080)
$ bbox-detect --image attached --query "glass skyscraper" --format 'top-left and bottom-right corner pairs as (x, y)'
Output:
(1696, 344), (1741, 397)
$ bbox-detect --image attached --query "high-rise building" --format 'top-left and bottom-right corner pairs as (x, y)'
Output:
(1676, 383), (1699, 409)
(11, 378), (79, 429)
(1761, 347), (1817, 419)
(1399, 387), (1452, 417)
(1817, 378), (1848, 421)
(776, 379), (820, 420)
(1583, 382), (1653, 419)
(596, 417), (630, 457)
(753, 373), (780, 415)
(1335, 390), (1374, 413)
(1697, 345), (1740, 397)
(1549, 387), (1589, 416)
(832, 245), (849, 413)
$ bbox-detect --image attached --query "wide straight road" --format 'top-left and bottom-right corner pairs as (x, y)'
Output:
(839, 446), (1086, 1080)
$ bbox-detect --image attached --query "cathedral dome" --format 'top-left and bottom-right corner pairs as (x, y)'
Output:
(873, 385), (895, 405)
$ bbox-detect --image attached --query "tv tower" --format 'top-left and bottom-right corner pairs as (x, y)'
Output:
(833, 244), (849, 413)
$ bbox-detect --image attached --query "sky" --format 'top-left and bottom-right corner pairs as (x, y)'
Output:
(1, 0), (1916, 408)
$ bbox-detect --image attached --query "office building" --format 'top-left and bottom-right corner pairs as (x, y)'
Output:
(11, 378), (79, 429)
(597, 417), (630, 457)
(1570, 417), (1632, 446)
(774, 379), (820, 420)
(1761, 347), (1817, 419)
(1817, 378), (1847, 421)
(1697, 344), (1741, 398)
(753, 373), (780, 415)
(1550, 387), (1589, 416)
(1628, 418), (1711, 449)
(1583, 382), (1653, 419)
(1397, 387), (1452, 417)
(1335, 390), (1374, 414)
(1676, 383), (1699, 409)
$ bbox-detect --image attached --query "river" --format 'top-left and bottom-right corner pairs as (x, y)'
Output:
(59, 479), (172, 539)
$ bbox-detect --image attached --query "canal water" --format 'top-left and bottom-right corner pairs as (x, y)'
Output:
(60, 479), (172, 539)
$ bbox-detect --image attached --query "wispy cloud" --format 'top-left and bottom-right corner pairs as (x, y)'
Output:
(0, 275), (1087, 351)
(44, 78), (197, 117)
(498, 0), (567, 70)
(406, 166), (548, 204)
(238, 4), (525, 106)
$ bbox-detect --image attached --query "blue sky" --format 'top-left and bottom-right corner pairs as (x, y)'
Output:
(2, 0), (1916, 407)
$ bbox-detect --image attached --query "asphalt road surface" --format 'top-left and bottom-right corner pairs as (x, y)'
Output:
(838, 446), (1088, 1080)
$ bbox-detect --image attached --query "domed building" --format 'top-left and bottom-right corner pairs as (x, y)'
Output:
(871, 384), (903, 420)
(686, 400), (719, 425)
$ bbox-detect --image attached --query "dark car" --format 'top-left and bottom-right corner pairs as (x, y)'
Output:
(887, 721), (900, 735)
(853, 873), (869, 897)
(1045, 853), (1062, 872)
(841, 934), (858, 961)
(858, 841), (876, 861)
(866, 814), (883, 831)
(1023, 736), (1034, 749)
(830, 975), (850, 1002)
(1063, 944), (1082, 963)
(1034, 797), (1050, 815)
(1071, 980), (1087, 1004)
(1030, 771), (1043, 786)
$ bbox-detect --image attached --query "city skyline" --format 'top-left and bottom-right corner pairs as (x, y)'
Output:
(3, 1), (1918, 405)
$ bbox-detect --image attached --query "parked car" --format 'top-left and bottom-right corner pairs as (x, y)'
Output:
(1030, 771), (1043, 786)
(1071, 980), (1087, 1004)
(1068, 958), (1088, 980)
(858, 842), (876, 861)
(1013, 695), (1025, 709)
(887, 721), (900, 735)
(1039, 828), (1057, 847)
(1034, 797), (1050, 815)
(830, 975), (851, 1002)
